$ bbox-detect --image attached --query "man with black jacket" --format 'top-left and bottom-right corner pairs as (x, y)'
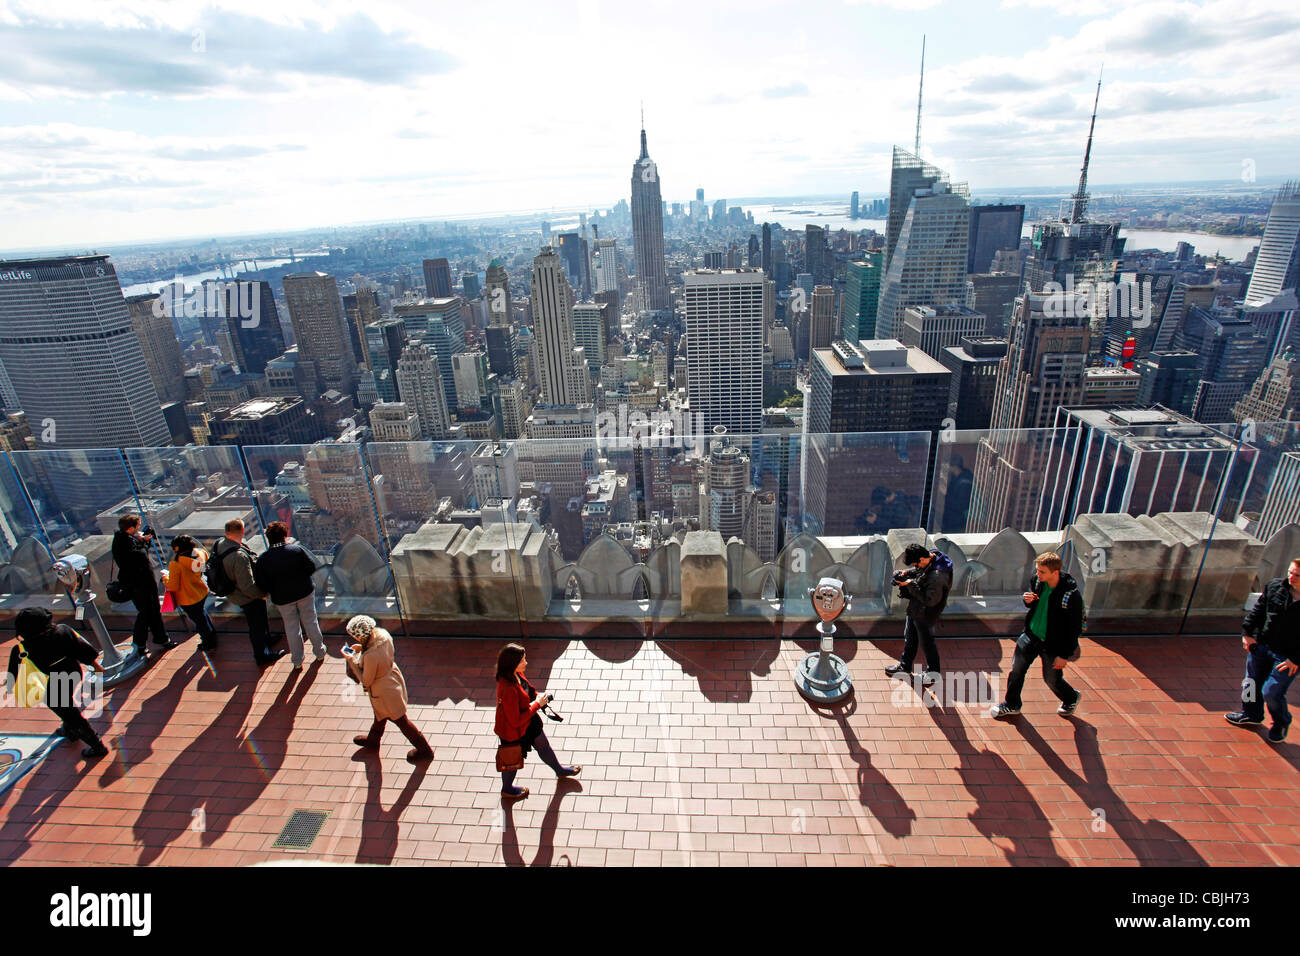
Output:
(1226, 556), (1300, 743)
(6, 608), (109, 759)
(253, 521), (326, 672)
(213, 518), (286, 668)
(111, 513), (176, 658)
(885, 543), (954, 685)
(991, 551), (1084, 719)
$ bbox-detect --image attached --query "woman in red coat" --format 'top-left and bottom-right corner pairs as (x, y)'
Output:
(495, 643), (579, 801)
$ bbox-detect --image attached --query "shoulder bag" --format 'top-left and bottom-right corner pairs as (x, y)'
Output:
(105, 555), (130, 604)
(496, 742), (524, 772)
(14, 641), (48, 708)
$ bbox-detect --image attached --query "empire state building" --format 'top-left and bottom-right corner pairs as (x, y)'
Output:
(630, 126), (670, 312)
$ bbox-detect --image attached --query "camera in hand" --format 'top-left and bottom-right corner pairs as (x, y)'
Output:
(893, 568), (918, 586)
(141, 525), (155, 539)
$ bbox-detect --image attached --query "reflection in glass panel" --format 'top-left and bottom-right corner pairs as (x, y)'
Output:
(242, 444), (393, 615)
(120, 446), (257, 557)
(7, 448), (143, 605)
(0, 459), (55, 600)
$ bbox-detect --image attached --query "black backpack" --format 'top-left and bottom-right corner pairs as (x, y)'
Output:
(206, 540), (238, 597)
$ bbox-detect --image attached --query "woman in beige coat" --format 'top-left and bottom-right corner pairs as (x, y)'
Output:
(345, 615), (433, 763)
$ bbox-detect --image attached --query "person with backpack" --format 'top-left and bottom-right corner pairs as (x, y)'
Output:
(254, 521), (326, 672)
(111, 513), (176, 658)
(991, 551), (1085, 719)
(6, 608), (109, 760)
(163, 534), (217, 652)
(211, 518), (286, 668)
(885, 543), (955, 685)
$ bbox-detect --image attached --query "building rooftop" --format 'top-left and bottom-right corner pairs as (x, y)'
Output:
(0, 253), (111, 269)
(815, 340), (949, 377)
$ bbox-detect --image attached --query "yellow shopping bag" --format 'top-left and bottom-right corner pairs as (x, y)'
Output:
(15, 642), (48, 708)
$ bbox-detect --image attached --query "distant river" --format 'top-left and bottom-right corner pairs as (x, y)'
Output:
(122, 257), (297, 297)
(1108, 229), (1258, 261)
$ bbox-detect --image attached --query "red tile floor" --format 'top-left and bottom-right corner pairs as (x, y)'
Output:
(1, 631), (1297, 866)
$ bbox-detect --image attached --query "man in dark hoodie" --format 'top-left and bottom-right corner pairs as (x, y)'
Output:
(886, 543), (954, 685)
(1226, 556), (1300, 743)
(110, 513), (176, 658)
(992, 551), (1084, 719)
(253, 521), (326, 672)
(6, 608), (109, 759)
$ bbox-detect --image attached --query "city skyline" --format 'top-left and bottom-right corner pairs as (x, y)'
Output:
(2, 0), (1298, 248)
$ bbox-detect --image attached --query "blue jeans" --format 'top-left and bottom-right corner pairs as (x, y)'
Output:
(1242, 644), (1297, 728)
(181, 598), (217, 647)
(901, 616), (940, 672)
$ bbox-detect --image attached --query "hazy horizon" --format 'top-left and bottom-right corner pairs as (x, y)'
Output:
(3, 0), (1297, 250)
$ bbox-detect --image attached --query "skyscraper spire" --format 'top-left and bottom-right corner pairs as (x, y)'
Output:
(914, 34), (926, 155)
(1070, 67), (1103, 224)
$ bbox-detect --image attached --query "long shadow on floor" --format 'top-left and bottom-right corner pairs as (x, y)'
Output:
(657, 640), (781, 703)
(353, 752), (428, 866)
(817, 697), (915, 838)
(501, 777), (582, 867)
(403, 638), (570, 709)
(131, 662), (319, 864)
(1099, 637), (1247, 714)
(98, 651), (208, 786)
(1016, 718), (1206, 866)
(924, 702), (1067, 864)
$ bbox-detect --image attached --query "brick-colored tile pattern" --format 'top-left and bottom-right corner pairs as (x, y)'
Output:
(0, 633), (1293, 866)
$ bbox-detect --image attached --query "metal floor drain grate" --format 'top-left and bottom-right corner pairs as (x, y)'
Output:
(272, 810), (330, 850)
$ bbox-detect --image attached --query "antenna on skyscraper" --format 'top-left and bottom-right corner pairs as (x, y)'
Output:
(914, 35), (925, 155)
(1070, 65), (1103, 224)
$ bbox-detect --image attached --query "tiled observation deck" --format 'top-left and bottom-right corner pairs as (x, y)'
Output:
(2, 631), (1296, 867)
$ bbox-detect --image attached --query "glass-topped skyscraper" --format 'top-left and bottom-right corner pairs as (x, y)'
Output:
(1245, 181), (1300, 308)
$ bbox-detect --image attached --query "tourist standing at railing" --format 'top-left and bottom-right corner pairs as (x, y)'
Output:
(991, 552), (1084, 720)
(6, 608), (108, 760)
(111, 513), (176, 658)
(1226, 556), (1300, 743)
(254, 521), (326, 673)
(886, 543), (953, 686)
(163, 534), (217, 652)
(344, 615), (433, 763)
(212, 519), (286, 669)
(494, 643), (580, 801)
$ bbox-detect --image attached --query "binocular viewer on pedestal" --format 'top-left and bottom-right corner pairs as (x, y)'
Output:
(794, 576), (853, 704)
(52, 555), (148, 687)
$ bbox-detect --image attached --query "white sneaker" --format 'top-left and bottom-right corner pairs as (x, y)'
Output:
(921, 671), (940, 687)
(989, 703), (1020, 719)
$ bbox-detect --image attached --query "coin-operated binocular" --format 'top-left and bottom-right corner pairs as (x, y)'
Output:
(794, 576), (854, 703)
(52, 554), (147, 687)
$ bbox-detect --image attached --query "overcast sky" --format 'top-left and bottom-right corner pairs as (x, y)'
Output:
(1, 0), (1297, 250)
